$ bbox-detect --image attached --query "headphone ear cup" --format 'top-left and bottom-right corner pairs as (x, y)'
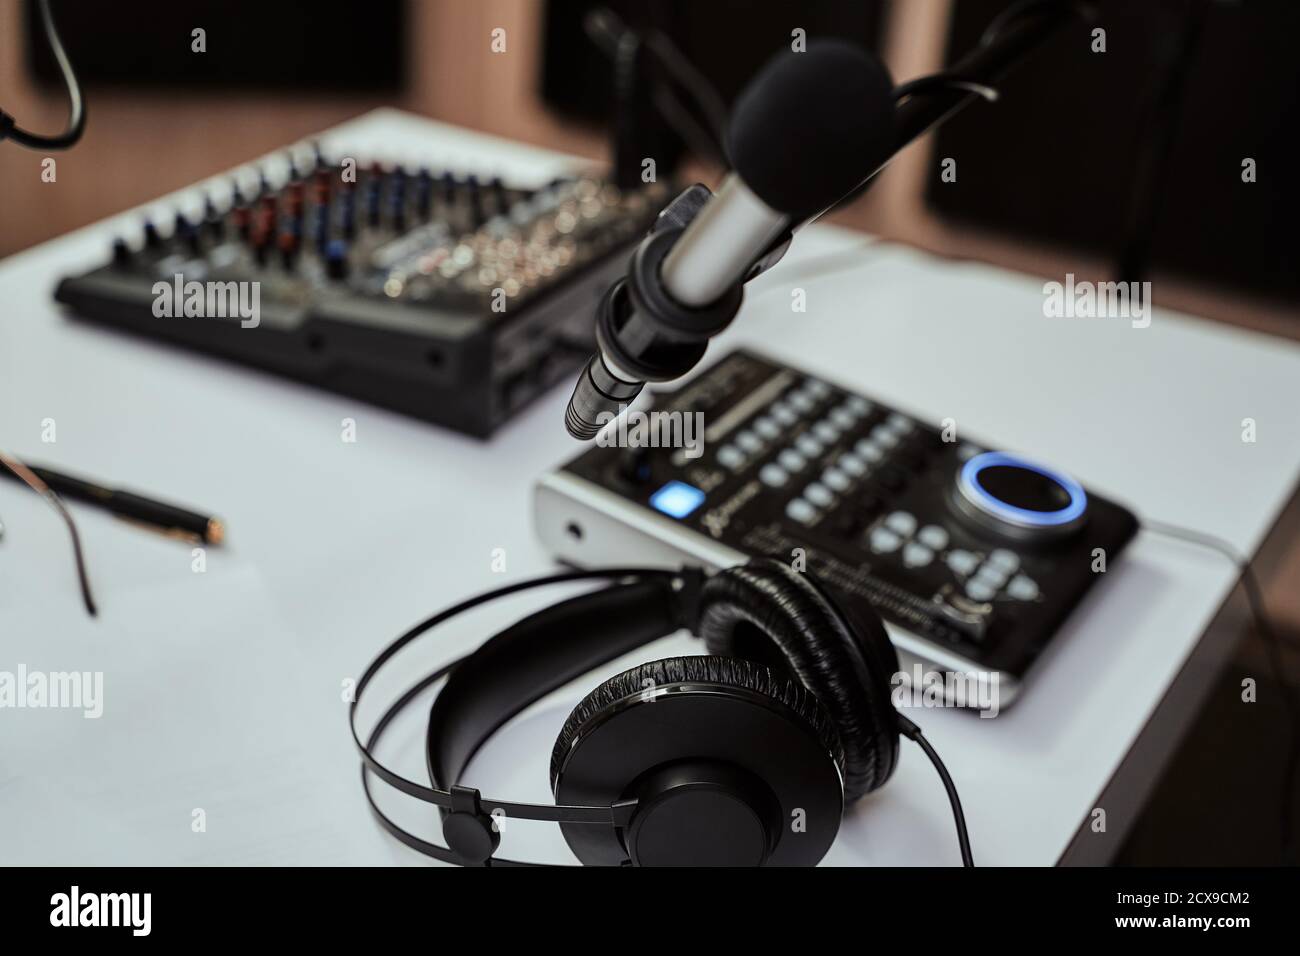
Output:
(698, 559), (900, 801)
(550, 655), (843, 792)
(550, 656), (846, 866)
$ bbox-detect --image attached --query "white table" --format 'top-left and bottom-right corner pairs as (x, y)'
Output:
(2, 109), (1298, 866)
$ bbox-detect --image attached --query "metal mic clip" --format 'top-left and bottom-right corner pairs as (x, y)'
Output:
(564, 184), (749, 441)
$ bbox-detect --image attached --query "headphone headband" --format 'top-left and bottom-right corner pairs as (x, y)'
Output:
(349, 567), (703, 865)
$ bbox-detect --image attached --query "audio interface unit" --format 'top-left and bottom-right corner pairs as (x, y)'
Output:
(536, 349), (1138, 706)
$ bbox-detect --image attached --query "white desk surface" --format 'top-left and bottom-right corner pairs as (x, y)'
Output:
(2, 109), (1298, 866)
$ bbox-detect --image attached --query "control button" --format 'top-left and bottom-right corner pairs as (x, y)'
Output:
(805, 378), (831, 399)
(790, 391), (817, 413)
(813, 421), (840, 444)
(795, 433), (824, 458)
(884, 511), (917, 537)
(854, 439), (885, 463)
(946, 549), (979, 576)
(870, 425), (900, 449)
(759, 464), (789, 488)
(956, 451), (1089, 538)
(716, 445), (745, 470)
(869, 526), (902, 554)
(886, 413), (915, 434)
(966, 580), (997, 603)
(649, 481), (706, 519)
(771, 402), (799, 427)
(917, 525), (949, 550)
(1007, 574), (1040, 601)
(754, 417), (781, 441)
(987, 549), (1020, 573)
(804, 482), (834, 508)
(778, 449), (807, 473)
(736, 430), (763, 454)
(902, 542), (934, 568)
(837, 452), (867, 477)
(785, 498), (818, 525)
(822, 467), (851, 492)
(973, 564), (1008, 590)
(846, 396), (871, 416)
(830, 407), (856, 430)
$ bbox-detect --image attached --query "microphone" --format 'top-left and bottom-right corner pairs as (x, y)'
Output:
(564, 40), (897, 440)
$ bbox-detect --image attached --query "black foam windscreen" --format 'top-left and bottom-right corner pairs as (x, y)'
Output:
(726, 39), (896, 221)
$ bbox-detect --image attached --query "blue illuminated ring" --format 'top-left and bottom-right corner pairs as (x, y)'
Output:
(957, 452), (1087, 530)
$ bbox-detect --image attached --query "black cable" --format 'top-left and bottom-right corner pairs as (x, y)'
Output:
(1142, 518), (1300, 862)
(897, 714), (975, 866)
(1, 0), (86, 151)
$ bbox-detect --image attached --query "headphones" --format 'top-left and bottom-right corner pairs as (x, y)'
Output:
(350, 559), (973, 866)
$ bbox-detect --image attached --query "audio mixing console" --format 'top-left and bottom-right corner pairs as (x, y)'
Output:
(54, 145), (671, 437)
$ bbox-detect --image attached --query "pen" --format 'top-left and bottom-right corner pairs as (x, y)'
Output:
(0, 463), (225, 545)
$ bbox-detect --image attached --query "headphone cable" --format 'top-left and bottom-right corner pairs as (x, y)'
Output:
(1, 0), (86, 150)
(897, 713), (975, 866)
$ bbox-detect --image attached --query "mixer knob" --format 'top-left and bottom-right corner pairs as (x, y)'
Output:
(952, 451), (1088, 541)
(340, 190), (357, 240)
(325, 239), (350, 280)
(415, 168), (433, 218)
(278, 229), (299, 270)
(173, 212), (201, 255)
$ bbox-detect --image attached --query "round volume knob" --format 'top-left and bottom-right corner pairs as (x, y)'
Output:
(954, 451), (1088, 541)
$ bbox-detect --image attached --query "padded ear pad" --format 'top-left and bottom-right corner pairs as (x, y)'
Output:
(696, 559), (900, 801)
(549, 655), (843, 792)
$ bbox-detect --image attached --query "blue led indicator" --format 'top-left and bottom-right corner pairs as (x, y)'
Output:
(649, 481), (706, 520)
(958, 452), (1088, 528)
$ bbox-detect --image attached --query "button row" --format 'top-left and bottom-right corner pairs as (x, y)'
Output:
(719, 378), (872, 476)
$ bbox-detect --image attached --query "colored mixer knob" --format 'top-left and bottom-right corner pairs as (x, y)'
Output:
(285, 182), (305, 219)
(336, 184), (356, 240)
(278, 229), (299, 270)
(324, 238), (350, 280)
(232, 204), (251, 241)
(312, 168), (331, 206)
(365, 177), (383, 228)
(415, 168), (433, 218)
